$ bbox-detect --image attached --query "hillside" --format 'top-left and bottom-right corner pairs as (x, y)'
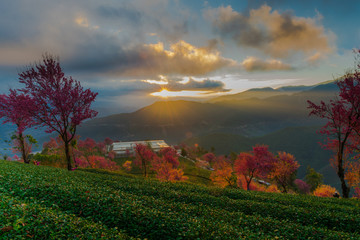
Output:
(207, 85), (314, 103)
(75, 82), (340, 188)
(1, 160), (359, 239)
(183, 126), (338, 188)
(78, 82), (337, 143)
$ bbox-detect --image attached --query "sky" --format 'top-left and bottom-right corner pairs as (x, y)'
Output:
(0, 0), (359, 115)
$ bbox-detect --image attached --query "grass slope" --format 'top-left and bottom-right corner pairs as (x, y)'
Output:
(1, 160), (359, 239)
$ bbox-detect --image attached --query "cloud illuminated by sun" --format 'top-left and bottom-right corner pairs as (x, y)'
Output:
(150, 88), (220, 98)
(143, 79), (168, 85)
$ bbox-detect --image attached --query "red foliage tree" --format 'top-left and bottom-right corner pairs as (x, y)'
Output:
(307, 51), (360, 198)
(294, 179), (310, 194)
(269, 152), (299, 193)
(202, 152), (216, 164)
(0, 90), (37, 163)
(68, 137), (118, 171)
(75, 137), (104, 164)
(134, 143), (156, 177)
(104, 137), (114, 146)
(234, 153), (256, 190)
(159, 147), (180, 168)
(43, 136), (64, 156)
(18, 55), (98, 170)
(234, 145), (275, 190)
(152, 147), (187, 182)
(210, 156), (236, 188)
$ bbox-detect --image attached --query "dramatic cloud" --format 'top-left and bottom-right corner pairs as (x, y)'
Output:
(241, 57), (292, 72)
(205, 5), (334, 60)
(149, 77), (230, 92)
(67, 40), (236, 78)
(117, 41), (236, 77)
(0, 1), (192, 67)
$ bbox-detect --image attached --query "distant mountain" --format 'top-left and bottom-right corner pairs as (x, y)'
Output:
(0, 80), (342, 188)
(78, 81), (338, 143)
(207, 84), (322, 103)
(208, 87), (289, 103)
(76, 81), (341, 188)
(276, 85), (314, 92)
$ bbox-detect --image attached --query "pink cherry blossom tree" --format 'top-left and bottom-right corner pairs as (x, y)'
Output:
(0, 89), (37, 163)
(269, 152), (300, 193)
(134, 143), (156, 177)
(307, 49), (360, 198)
(234, 145), (275, 190)
(18, 55), (98, 170)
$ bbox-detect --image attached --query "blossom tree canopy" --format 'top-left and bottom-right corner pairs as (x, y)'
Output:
(0, 89), (37, 163)
(18, 55), (98, 170)
(307, 49), (360, 198)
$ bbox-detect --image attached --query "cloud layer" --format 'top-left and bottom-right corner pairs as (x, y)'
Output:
(1, 0), (356, 115)
(241, 57), (292, 71)
(147, 77), (230, 92)
(206, 5), (334, 60)
(119, 41), (236, 77)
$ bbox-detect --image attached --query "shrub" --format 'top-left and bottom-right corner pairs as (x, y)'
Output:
(122, 161), (132, 172)
(294, 179), (310, 194)
(313, 185), (337, 197)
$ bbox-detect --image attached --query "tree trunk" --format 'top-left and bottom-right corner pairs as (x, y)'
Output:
(19, 133), (29, 164)
(246, 181), (251, 190)
(142, 159), (147, 177)
(338, 144), (350, 198)
(246, 175), (253, 190)
(65, 141), (72, 171)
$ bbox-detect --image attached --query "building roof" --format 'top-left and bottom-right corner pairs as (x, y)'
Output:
(111, 140), (169, 152)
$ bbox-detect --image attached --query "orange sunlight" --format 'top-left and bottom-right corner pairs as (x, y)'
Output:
(150, 88), (218, 98)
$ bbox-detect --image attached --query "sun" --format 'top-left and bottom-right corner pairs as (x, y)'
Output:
(150, 88), (223, 98)
(151, 88), (173, 98)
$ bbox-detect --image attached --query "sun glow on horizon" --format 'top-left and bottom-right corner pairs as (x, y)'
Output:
(150, 88), (220, 98)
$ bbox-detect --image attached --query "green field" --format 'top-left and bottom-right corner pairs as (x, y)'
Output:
(1, 160), (359, 239)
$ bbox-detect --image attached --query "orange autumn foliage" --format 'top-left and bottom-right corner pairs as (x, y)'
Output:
(313, 185), (337, 197)
(152, 158), (188, 182)
(210, 157), (236, 188)
(265, 185), (281, 193)
(236, 175), (262, 191)
(122, 161), (132, 172)
(234, 145), (275, 191)
(152, 147), (188, 182)
(345, 161), (360, 188)
(269, 152), (299, 193)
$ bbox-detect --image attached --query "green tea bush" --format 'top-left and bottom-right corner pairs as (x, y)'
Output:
(1, 160), (359, 239)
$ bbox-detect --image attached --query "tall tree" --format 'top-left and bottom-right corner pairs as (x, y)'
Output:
(134, 143), (156, 177)
(210, 156), (236, 188)
(234, 145), (275, 190)
(0, 90), (37, 163)
(19, 55), (98, 170)
(234, 153), (256, 190)
(307, 50), (360, 198)
(269, 152), (299, 193)
(152, 147), (187, 182)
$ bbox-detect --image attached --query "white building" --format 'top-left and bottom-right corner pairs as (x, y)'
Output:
(109, 140), (169, 157)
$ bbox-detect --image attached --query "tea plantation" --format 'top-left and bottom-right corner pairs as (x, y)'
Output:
(1, 160), (359, 239)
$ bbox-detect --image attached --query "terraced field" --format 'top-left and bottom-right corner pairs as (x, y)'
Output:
(1, 160), (359, 239)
